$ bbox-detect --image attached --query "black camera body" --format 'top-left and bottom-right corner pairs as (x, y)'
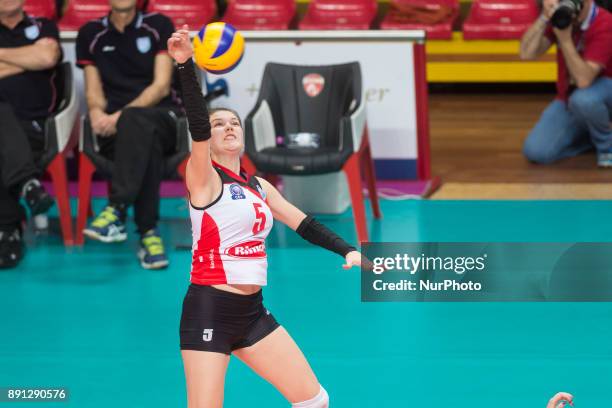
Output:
(551, 0), (585, 29)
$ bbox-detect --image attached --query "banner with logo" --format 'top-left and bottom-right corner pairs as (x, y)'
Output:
(61, 31), (426, 179)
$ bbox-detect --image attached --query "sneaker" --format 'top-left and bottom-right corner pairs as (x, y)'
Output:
(0, 227), (24, 269)
(598, 153), (612, 168)
(83, 205), (127, 243)
(138, 229), (169, 270)
(21, 179), (54, 216)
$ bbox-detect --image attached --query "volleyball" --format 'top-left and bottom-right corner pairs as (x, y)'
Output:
(192, 22), (245, 74)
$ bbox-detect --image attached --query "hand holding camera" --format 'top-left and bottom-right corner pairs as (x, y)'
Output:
(541, 0), (559, 20)
(551, 0), (584, 28)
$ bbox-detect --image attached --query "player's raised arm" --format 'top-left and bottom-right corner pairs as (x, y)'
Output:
(167, 26), (215, 191)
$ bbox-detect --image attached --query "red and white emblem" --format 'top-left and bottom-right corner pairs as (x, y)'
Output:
(302, 73), (325, 97)
(225, 240), (267, 258)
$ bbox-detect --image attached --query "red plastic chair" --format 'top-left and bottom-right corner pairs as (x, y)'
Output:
(40, 63), (79, 246)
(463, 0), (538, 39)
(59, 0), (110, 31)
(24, 0), (56, 19)
(381, 0), (459, 40)
(223, 0), (296, 30)
(146, 0), (216, 28)
(299, 0), (378, 30)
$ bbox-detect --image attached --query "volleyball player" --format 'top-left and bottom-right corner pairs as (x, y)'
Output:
(168, 27), (363, 408)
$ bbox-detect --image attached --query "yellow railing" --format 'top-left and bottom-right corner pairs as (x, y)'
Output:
(426, 32), (557, 82)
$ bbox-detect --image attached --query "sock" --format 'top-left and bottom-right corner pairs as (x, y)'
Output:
(292, 386), (329, 408)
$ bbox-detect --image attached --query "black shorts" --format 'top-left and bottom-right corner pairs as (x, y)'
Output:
(180, 284), (280, 354)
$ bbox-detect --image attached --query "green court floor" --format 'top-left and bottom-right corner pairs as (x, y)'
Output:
(1, 199), (611, 407)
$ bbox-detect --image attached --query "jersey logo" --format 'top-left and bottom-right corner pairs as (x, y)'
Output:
(202, 329), (213, 342)
(102, 45), (115, 52)
(229, 183), (246, 200)
(136, 36), (151, 53)
(225, 240), (267, 258)
(25, 25), (40, 40)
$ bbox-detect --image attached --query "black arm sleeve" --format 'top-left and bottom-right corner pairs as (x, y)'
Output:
(177, 59), (211, 141)
(296, 216), (356, 257)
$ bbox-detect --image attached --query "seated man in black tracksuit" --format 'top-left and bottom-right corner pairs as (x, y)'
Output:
(0, 0), (61, 268)
(76, 0), (181, 270)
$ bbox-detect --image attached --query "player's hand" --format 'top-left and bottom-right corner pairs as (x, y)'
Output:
(343, 251), (372, 270)
(89, 109), (112, 137)
(168, 25), (193, 64)
(546, 392), (574, 408)
(100, 110), (122, 136)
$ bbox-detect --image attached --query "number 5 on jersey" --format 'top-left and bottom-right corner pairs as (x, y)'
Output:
(252, 203), (266, 234)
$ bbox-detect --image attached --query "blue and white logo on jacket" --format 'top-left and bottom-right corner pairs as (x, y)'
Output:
(136, 36), (151, 53)
(25, 25), (40, 40)
(230, 184), (246, 200)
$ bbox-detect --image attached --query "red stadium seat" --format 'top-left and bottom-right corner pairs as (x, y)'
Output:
(223, 0), (296, 30)
(380, 0), (459, 40)
(59, 0), (110, 31)
(299, 0), (378, 30)
(24, 0), (56, 19)
(462, 0), (538, 40)
(146, 0), (216, 28)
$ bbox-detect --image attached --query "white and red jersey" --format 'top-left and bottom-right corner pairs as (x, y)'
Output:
(189, 162), (273, 286)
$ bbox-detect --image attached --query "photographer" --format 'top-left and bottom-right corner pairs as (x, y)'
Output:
(520, 0), (612, 166)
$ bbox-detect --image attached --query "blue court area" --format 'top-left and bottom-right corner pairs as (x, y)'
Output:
(1, 198), (611, 407)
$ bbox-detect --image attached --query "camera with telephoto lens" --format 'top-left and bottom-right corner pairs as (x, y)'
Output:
(551, 0), (584, 29)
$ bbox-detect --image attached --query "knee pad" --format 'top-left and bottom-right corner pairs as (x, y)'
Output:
(292, 385), (329, 408)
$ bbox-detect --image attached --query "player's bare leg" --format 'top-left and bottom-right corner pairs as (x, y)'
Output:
(233, 326), (326, 406)
(181, 350), (230, 408)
